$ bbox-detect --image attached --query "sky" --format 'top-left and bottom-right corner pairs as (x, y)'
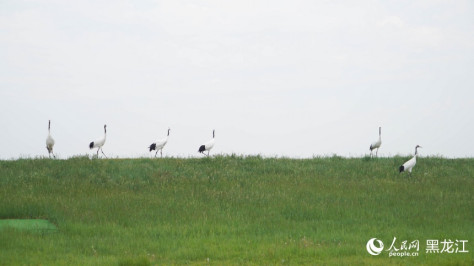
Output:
(1, 0), (473, 159)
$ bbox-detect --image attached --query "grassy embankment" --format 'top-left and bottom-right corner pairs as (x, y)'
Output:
(0, 156), (472, 265)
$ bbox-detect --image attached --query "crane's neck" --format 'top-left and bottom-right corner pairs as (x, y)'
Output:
(167, 129), (170, 136)
(378, 127), (381, 139)
(213, 130), (215, 138)
(415, 146), (419, 156)
(48, 121), (51, 132)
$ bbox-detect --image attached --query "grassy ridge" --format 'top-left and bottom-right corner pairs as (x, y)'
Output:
(0, 156), (472, 265)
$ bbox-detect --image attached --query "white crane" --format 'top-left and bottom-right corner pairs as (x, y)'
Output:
(89, 124), (107, 158)
(149, 128), (170, 158)
(198, 129), (215, 156)
(369, 127), (382, 157)
(399, 145), (422, 176)
(45, 120), (55, 158)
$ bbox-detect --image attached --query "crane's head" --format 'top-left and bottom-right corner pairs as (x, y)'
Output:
(104, 125), (107, 133)
(415, 145), (422, 155)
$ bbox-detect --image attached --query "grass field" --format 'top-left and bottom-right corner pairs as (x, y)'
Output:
(0, 156), (472, 265)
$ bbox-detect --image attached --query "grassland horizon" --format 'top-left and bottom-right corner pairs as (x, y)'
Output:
(2, 151), (471, 161)
(0, 156), (472, 265)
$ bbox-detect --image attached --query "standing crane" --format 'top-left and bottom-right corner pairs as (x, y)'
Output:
(399, 145), (422, 176)
(46, 120), (55, 158)
(370, 127), (382, 157)
(149, 128), (170, 158)
(198, 130), (215, 156)
(89, 124), (107, 158)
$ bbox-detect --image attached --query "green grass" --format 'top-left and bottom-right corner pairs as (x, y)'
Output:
(0, 155), (472, 265)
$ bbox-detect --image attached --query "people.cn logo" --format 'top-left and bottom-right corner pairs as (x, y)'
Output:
(366, 238), (384, 255)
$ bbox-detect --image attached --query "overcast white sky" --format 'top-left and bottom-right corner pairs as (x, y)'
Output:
(1, 0), (473, 159)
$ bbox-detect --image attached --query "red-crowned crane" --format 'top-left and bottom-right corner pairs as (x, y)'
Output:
(46, 120), (55, 158)
(198, 129), (215, 156)
(370, 127), (382, 157)
(89, 125), (107, 158)
(149, 128), (170, 158)
(399, 145), (422, 176)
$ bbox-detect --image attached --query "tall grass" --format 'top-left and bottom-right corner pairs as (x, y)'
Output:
(0, 156), (472, 265)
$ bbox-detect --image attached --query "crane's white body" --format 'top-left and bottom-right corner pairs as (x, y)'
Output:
(202, 138), (215, 151)
(399, 145), (422, 175)
(153, 137), (168, 151)
(149, 128), (170, 157)
(370, 127), (382, 157)
(46, 120), (55, 158)
(90, 137), (106, 149)
(90, 125), (107, 158)
(401, 156), (417, 173)
(199, 130), (215, 156)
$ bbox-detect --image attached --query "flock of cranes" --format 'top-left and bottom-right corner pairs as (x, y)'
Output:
(45, 121), (216, 159)
(45, 121), (421, 176)
(367, 126), (421, 175)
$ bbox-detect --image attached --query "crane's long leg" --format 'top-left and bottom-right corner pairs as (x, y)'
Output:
(160, 150), (163, 158)
(96, 149), (100, 157)
(376, 148), (379, 157)
(101, 148), (107, 158)
(155, 150), (159, 158)
(52, 152), (56, 159)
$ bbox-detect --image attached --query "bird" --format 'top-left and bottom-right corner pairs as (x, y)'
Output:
(149, 128), (170, 158)
(399, 145), (422, 176)
(45, 120), (55, 158)
(198, 129), (215, 156)
(89, 124), (107, 158)
(369, 127), (382, 157)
